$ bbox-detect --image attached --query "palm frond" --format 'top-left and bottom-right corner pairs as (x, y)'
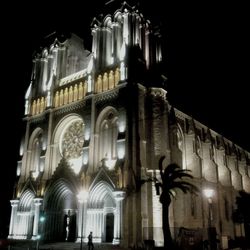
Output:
(171, 182), (190, 193)
(163, 163), (180, 177)
(169, 189), (176, 198)
(167, 171), (193, 182)
(157, 159), (199, 201)
(170, 181), (199, 194)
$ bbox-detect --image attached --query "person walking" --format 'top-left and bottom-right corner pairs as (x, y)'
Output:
(88, 231), (94, 250)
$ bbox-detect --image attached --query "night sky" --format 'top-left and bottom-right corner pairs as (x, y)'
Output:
(1, 0), (249, 237)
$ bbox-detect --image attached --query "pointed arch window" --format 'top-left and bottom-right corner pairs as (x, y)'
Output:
(30, 134), (43, 174)
(176, 129), (183, 152)
(97, 108), (118, 166)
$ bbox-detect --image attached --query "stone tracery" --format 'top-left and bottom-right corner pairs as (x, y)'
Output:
(61, 120), (85, 159)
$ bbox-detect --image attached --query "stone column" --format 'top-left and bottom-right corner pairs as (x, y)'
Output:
(8, 200), (19, 239)
(32, 198), (43, 239)
(113, 191), (125, 244)
(77, 192), (88, 243)
(77, 202), (83, 241)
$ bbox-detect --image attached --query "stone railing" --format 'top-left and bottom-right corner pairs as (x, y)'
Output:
(95, 68), (120, 93)
(31, 97), (47, 116)
(54, 81), (87, 108)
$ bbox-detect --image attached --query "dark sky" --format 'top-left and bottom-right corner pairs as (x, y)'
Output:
(1, 0), (249, 236)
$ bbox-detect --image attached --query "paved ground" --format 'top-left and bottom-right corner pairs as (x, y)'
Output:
(39, 242), (128, 250)
(7, 241), (130, 250)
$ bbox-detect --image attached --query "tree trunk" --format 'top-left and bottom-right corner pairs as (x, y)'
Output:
(162, 201), (174, 249)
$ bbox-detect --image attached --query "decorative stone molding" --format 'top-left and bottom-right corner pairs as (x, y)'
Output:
(113, 190), (126, 201)
(59, 69), (87, 86)
(149, 88), (167, 99)
(94, 87), (120, 103)
(54, 100), (86, 116)
(27, 111), (48, 123)
(10, 199), (20, 206)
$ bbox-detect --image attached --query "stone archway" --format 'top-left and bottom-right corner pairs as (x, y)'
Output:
(44, 180), (77, 242)
(84, 168), (125, 244)
(14, 189), (35, 239)
(87, 181), (116, 243)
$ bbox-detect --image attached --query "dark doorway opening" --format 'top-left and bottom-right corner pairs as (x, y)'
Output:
(63, 211), (76, 242)
(105, 213), (114, 242)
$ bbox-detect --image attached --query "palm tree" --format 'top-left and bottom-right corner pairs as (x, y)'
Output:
(154, 156), (199, 249)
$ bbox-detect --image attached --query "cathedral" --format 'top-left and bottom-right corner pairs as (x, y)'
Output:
(8, 2), (250, 249)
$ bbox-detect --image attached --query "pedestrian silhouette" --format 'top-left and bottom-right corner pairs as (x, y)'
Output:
(88, 231), (94, 250)
(203, 240), (209, 250)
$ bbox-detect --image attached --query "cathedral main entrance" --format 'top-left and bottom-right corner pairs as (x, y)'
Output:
(44, 180), (77, 242)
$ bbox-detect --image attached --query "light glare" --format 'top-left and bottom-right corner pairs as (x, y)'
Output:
(203, 188), (214, 199)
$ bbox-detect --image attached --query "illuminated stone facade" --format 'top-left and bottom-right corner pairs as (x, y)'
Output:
(9, 2), (250, 249)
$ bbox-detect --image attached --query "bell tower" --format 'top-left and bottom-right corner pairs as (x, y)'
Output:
(10, 1), (169, 247)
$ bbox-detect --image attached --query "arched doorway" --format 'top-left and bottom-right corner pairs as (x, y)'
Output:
(15, 189), (35, 239)
(44, 180), (77, 242)
(87, 181), (116, 243)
